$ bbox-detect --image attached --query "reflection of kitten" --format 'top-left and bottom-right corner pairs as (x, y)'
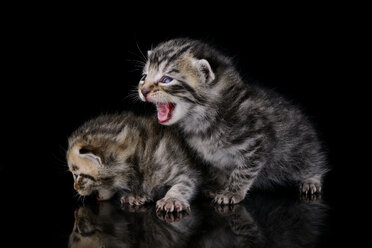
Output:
(250, 193), (327, 248)
(67, 112), (199, 212)
(138, 38), (328, 205)
(69, 203), (132, 248)
(193, 194), (327, 248)
(68, 194), (327, 248)
(68, 202), (198, 248)
(196, 204), (264, 248)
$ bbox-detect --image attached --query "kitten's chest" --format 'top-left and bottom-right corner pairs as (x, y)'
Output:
(187, 135), (235, 167)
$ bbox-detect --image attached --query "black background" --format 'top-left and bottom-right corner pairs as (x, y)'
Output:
(0, 5), (359, 247)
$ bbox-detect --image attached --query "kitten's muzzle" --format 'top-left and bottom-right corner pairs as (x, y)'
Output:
(141, 88), (150, 98)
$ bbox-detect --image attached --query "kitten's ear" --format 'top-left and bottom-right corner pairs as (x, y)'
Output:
(79, 147), (102, 166)
(147, 50), (152, 57)
(195, 59), (215, 84)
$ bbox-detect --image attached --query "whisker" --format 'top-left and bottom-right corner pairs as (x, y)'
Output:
(125, 58), (146, 66)
(127, 51), (146, 64)
(135, 40), (147, 62)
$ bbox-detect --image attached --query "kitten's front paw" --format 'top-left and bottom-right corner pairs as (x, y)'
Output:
(213, 191), (245, 205)
(156, 197), (190, 213)
(120, 194), (152, 206)
(95, 189), (115, 201)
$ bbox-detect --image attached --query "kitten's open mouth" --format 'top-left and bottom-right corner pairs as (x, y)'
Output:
(156, 102), (175, 123)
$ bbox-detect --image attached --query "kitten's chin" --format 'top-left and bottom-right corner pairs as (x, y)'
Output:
(156, 102), (186, 125)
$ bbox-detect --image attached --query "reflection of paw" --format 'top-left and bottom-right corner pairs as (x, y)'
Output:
(120, 194), (152, 206)
(202, 189), (217, 199)
(213, 191), (245, 205)
(156, 197), (190, 213)
(95, 189), (115, 201)
(156, 210), (190, 223)
(300, 178), (322, 195)
(300, 193), (322, 202)
(214, 204), (237, 215)
(121, 203), (152, 213)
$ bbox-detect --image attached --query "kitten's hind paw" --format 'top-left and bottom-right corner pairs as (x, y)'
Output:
(156, 197), (190, 213)
(300, 177), (322, 195)
(120, 194), (152, 206)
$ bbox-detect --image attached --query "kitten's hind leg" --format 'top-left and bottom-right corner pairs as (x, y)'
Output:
(300, 175), (322, 195)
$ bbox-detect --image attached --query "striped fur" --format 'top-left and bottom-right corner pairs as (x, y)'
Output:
(67, 112), (199, 212)
(138, 38), (328, 204)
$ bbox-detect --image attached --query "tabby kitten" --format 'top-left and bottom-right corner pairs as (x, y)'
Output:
(138, 38), (328, 205)
(67, 112), (199, 212)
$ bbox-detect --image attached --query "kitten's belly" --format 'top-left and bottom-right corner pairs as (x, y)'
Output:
(188, 136), (235, 169)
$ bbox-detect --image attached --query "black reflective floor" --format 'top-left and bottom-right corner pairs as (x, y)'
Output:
(65, 191), (328, 248)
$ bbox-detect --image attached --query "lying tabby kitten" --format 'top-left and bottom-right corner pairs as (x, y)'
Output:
(67, 112), (199, 212)
(138, 38), (328, 205)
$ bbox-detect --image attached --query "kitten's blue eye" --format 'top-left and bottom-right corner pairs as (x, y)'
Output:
(140, 74), (147, 81)
(160, 76), (173, 84)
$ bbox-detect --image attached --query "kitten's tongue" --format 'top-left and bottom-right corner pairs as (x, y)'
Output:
(156, 103), (174, 123)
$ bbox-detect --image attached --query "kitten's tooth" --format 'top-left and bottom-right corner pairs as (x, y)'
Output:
(185, 205), (191, 214)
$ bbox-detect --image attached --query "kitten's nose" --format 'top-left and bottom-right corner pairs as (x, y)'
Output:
(74, 182), (79, 190)
(141, 88), (150, 97)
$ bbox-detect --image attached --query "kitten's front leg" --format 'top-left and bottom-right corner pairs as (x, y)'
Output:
(214, 156), (264, 205)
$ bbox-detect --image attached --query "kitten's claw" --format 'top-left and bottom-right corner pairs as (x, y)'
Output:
(213, 191), (245, 205)
(156, 198), (190, 213)
(300, 178), (322, 195)
(120, 194), (151, 206)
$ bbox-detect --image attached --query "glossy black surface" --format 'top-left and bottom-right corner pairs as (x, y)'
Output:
(68, 192), (328, 248)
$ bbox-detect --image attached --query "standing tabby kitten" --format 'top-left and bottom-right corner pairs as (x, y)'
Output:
(138, 38), (328, 205)
(67, 112), (199, 212)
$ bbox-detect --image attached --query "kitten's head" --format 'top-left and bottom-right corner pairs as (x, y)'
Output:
(138, 38), (231, 125)
(67, 142), (116, 200)
(67, 115), (136, 200)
